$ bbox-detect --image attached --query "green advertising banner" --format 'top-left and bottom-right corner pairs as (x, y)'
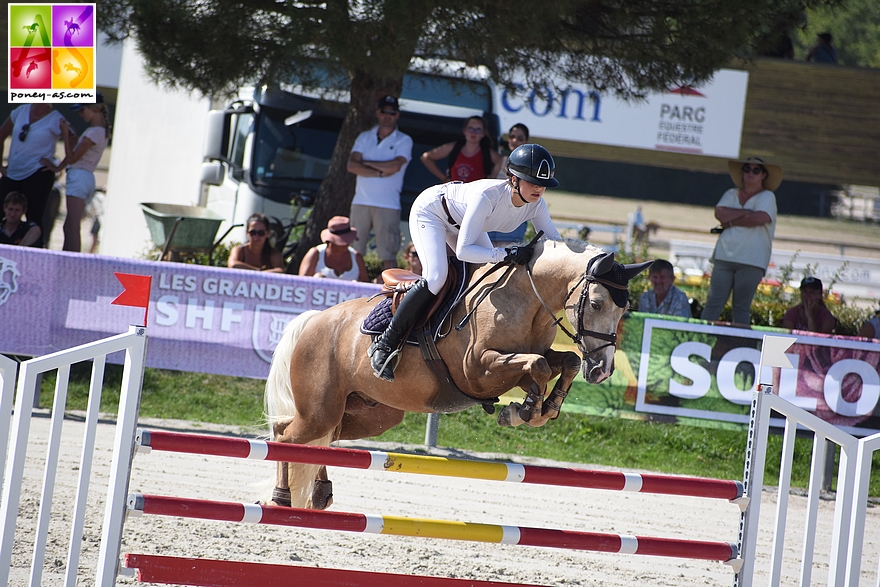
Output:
(563, 313), (880, 436)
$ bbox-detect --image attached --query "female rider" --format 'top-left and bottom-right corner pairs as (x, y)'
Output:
(369, 143), (563, 381)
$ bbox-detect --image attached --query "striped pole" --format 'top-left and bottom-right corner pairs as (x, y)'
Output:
(136, 429), (744, 502)
(127, 493), (738, 562)
(124, 553), (549, 587)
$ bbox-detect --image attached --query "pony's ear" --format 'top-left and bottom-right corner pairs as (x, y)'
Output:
(587, 252), (616, 276)
(624, 260), (654, 281)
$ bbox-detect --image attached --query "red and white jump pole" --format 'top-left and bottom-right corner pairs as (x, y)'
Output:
(124, 553), (548, 587)
(127, 493), (739, 563)
(136, 429), (746, 505)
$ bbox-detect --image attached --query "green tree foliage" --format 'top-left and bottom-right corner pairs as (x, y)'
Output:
(794, 0), (880, 67)
(98, 0), (840, 269)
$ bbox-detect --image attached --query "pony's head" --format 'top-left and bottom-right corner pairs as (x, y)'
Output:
(570, 250), (652, 383)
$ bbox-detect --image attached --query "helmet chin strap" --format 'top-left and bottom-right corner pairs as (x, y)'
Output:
(512, 177), (529, 205)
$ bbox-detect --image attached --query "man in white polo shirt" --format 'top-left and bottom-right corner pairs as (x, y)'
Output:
(347, 95), (413, 270)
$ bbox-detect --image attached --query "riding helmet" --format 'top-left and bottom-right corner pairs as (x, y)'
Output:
(507, 143), (559, 188)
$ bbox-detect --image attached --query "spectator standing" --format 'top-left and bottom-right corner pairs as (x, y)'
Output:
(781, 276), (836, 333)
(0, 103), (67, 247)
(41, 93), (111, 252)
(638, 259), (691, 318)
(0, 191), (41, 246)
(806, 32), (837, 64)
(347, 95), (413, 271)
(228, 213), (285, 272)
(369, 144), (562, 381)
(298, 216), (368, 282)
(489, 123), (530, 244)
(701, 156), (780, 325)
(421, 115), (502, 183)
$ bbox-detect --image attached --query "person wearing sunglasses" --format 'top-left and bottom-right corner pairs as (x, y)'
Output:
(402, 241), (422, 276)
(421, 115), (502, 184)
(227, 213), (285, 272)
(701, 156), (782, 325)
(347, 95), (413, 271)
(0, 102), (68, 247)
(298, 216), (368, 282)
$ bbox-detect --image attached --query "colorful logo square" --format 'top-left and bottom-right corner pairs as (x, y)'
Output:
(8, 3), (97, 103)
(52, 47), (94, 90)
(51, 4), (96, 48)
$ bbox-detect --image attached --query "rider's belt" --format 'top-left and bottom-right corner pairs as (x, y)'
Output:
(441, 196), (460, 229)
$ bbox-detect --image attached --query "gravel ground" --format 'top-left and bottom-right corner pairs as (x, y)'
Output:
(5, 412), (880, 586)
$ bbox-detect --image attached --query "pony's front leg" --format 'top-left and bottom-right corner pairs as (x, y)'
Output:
(496, 349), (579, 428)
(477, 350), (553, 428)
(541, 349), (582, 421)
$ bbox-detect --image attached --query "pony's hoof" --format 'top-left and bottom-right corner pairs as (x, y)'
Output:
(271, 487), (292, 508)
(497, 404), (525, 427)
(312, 480), (333, 510)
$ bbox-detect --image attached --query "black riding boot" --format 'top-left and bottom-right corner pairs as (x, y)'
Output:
(369, 278), (437, 381)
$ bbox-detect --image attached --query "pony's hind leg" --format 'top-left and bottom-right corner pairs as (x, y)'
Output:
(272, 424), (335, 509)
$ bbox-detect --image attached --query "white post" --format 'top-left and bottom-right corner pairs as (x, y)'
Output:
(96, 325), (148, 586)
(734, 390), (771, 587)
(424, 413), (439, 447)
(0, 354), (18, 498)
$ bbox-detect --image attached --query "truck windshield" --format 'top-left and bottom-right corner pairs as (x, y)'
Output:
(251, 106), (337, 192)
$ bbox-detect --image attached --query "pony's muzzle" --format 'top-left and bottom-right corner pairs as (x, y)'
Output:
(581, 353), (613, 384)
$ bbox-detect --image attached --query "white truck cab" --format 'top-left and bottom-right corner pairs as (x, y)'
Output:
(199, 70), (500, 244)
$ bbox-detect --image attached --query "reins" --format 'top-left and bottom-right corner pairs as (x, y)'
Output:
(453, 239), (624, 358)
(453, 231), (544, 332)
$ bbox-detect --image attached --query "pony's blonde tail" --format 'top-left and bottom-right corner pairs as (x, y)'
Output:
(265, 310), (321, 431)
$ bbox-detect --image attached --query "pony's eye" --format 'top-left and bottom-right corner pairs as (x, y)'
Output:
(590, 300), (600, 311)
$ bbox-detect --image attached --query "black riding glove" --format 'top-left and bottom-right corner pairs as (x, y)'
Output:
(503, 245), (533, 265)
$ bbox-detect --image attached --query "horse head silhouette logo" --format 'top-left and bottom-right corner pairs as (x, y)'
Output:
(0, 257), (21, 307)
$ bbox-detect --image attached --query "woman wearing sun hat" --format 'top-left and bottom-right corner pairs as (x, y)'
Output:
(298, 215), (369, 281)
(701, 156), (782, 325)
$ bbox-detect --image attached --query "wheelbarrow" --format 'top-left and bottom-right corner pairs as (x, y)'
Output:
(140, 203), (239, 264)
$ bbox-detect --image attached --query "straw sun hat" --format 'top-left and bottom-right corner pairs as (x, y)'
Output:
(727, 156), (783, 191)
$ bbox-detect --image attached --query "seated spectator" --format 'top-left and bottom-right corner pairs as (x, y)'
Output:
(402, 241), (422, 275)
(638, 259), (691, 318)
(858, 312), (880, 340)
(298, 216), (368, 281)
(781, 276), (836, 333)
(228, 213), (285, 272)
(0, 191), (42, 246)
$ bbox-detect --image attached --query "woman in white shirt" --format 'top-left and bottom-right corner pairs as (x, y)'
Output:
(700, 156), (780, 325)
(0, 103), (67, 246)
(369, 144), (563, 381)
(41, 93), (111, 252)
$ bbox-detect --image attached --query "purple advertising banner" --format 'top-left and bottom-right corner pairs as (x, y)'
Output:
(0, 245), (380, 378)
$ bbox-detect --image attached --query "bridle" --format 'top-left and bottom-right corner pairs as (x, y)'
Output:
(526, 264), (625, 358)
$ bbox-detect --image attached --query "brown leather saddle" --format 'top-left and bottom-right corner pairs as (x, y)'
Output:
(369, 263), (498, 414)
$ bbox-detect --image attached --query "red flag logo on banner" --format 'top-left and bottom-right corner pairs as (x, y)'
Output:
(111, 273), (152, 326)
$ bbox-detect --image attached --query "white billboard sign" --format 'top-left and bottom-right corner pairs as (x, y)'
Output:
(495, 69), (749, 159)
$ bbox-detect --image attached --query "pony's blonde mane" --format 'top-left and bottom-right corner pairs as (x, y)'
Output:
(539, 237), (605, 256)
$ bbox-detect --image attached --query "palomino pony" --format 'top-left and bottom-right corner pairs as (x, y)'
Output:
(266, 239), (650, 508)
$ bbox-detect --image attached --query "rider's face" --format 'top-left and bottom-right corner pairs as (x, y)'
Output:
(514, 178), (546, 204)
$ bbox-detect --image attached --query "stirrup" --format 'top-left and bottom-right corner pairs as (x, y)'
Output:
(369, 341), (402, 381)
